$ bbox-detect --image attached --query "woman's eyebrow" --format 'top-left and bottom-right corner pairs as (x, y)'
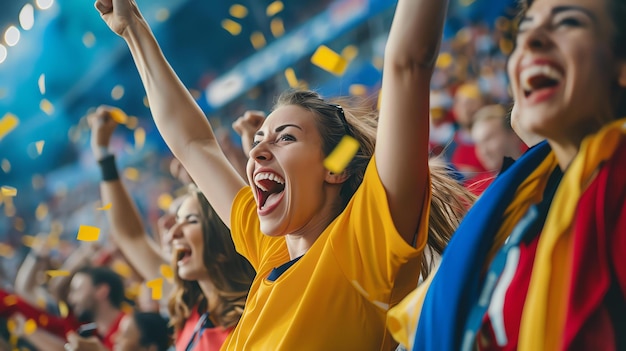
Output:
(519, 5), (596, 27)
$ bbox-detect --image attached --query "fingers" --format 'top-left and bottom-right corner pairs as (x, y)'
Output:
(94, 0), (113, 16)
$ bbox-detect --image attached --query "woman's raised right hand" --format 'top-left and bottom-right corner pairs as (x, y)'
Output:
(94, 0), (144, 37)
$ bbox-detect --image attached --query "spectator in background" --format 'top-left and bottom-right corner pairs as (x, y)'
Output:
(467, 104), (525, 195)
(450, 83), (487, 179)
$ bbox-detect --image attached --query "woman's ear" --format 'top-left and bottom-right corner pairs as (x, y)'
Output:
(325, 170), (350, 184)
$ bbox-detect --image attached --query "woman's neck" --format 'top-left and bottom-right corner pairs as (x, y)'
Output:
(197, 278), (220, 318)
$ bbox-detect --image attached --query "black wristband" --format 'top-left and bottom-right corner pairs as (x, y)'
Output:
(98, 154), (119, 181)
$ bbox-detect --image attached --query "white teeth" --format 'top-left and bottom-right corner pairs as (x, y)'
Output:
(254, 172), (285, 191)
(520, 65), (563, 91)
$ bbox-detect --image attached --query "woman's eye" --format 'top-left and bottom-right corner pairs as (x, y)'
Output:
(251, 140), (260, 149)
(278, 134), (295, 142)
(557, 17), (581, 27)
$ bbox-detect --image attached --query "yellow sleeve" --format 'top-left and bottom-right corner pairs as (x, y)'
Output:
(230, 186), (286, 270)
(330, 156), (429, 305)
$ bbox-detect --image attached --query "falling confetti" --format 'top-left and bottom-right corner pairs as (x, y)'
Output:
(45, 270), (70, 278)
(229, 4), (248, 18)
(270, 18), (284, 38)
(23, 319), (37, 335)
(157, 193), (173, 211)
(0, 113), (19, 140)
(3, 295), (18, 306)
(35, 203), (48, 221)
(21, 235), (39, 248)
(134, 127), (145, 150)
(250, 32), (266, 50)
(40, 99), (54, 115)
(35, 140), (44, 155)
(111, 85), (125, 100)
(323, 135), (360, 174)
(108, 108), (128, 124)
(349, 84), (367, 96)
(76, 225), (100, 242)
(146, 278), (163, 300)
(112, 261), (132, 278)
(1, 186), (17, 197)
(126, 116), (139, 130)
(124, 167), (140, 181)
(1, 159), (10, 173)
(341, 45), (359, 62)
(58, 301), (69, 318)
(284, 68), (298, 88)
(0, 243), (15, 258)
(97, 202), (112, 211)
(38, 74), (45, 95)
(160, 264), (174, 281)
(311, 45), (348, 76)
(82, 32), (96, 48)
(266, 1), (284, 16)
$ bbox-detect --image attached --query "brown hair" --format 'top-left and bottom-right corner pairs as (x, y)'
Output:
(168, 189), (255, 334)
(273, 90), (475, 278)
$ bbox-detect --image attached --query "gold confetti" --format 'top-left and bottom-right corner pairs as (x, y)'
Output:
(220, 19), (242, 35)
(349, 84), (367, 96)
(46, 270), (70, 277)
(4, 204), (15, 217)
(82, 32), (96, 48)
(111, 85), (125, 100)
(38, 74), (45, 95)
(266, 1), (284, 16)
(0, 113), (19, 140)
(0, 243), (15, 258)
(124, 167), (140, 181)
(311, 45), (348, 76)
(436, 52), (453, 69)
(155, 8), (170, 22)
(35, 203), (48, 221)
(143, 96), (150, 108)
(58, 301), (69, 318)
(157, 193), (173, 211)
(134, 127), (145, 150)
(126, 116), (139, 130)
(160, 264), (174, 281)
(6, 319), (16, 334)
(3, 294), (18, 306)
(35, 140), (44, 155)
(250, 31), (266, 50)
(270, 18), (284, 38)
(108, 107), (128, 124)
(284, 68), (298, 88)
(97, 202), (112, 211)
(1, 159), (10, 173)
(76, 225), (100, 242)
(323, 135), (360, 174)
(40, 99), (54, 115)
(13, 217), (25, 232)
(23, 319), (37, 335)
(125, 283), (140, 300)
(341, 45), (359, 62)
(21, 235), (39, 248)
(38, 314), (48, 327)
(1, 186), (17, 197)
(229, 4), (248, 18)
(146, 278), (163, 300)
(112, 261), (132, 278)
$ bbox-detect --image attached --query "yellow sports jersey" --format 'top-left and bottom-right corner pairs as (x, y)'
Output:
(224, 156), (430, 350)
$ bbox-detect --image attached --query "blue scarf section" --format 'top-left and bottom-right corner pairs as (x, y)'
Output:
(413, 141), (552, 351)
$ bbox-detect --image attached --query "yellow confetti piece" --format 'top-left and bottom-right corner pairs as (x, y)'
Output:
(112, 261), (132, 278)
(436, 52), (453, 69)
(341, 45), (359, 62)
(76, 225), (100, 242)
(124, 167), (140, 181)
(323, 135), (360, 174)
(1, 159), (10, 173)
(3, 295), (18, 306)
(0, 113), (19, 140)
(157, 193), (173, 211)
(58, 301), (69, 318)
(82, 31), (96, 48)
(35, 140), (44, 155)
(146, 278), (163, 300)
(111, 85), (125, 100)
(108, 107), (128, 124)
(13, 217), (25, 232)
(250, 31), (266, 50)
(38, 314), (48, 327)
(266, 1), (284, 16)
(1, 186), (17, 197)
(229, 4), (248, 18)
(97, 202), (112, 211)
(160, 264), (174, 281)
(270, 18), (284, 38)
(4, 204), (16, 217)
(40, 99), (54, 116)
(125, 116), (138, 130)
(349, 84), (367, 96)
(134, 127), (145, 150)
(23, 319), (37, 335)
(284, 68), (298, 88)
(0, 243), (15, 258)
(125, 283), (140, 300)
(155, 8), (170, 22)
(311, 45), (348, 76)
(6, 319), (16, 333)
(46, 270), (70, 278)
(38, 74), (45, 95)
(21, 235), (39, 248)
(35, 203), (48, 221)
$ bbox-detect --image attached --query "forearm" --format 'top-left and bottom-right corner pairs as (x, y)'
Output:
(22, 329), (66, 351)
(122, 20), (220, 158)
(14, 255), (44, 300)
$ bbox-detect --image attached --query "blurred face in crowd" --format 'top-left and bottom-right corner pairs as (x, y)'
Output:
(171, 195), (210, 281)
(68, 273), (97, 322)
(472, 118), (521, 171)
(453, 85), (483, 128)
(507, 0), (626, 146)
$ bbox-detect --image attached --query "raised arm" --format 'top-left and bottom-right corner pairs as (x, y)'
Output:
(376, 0), (449, 244)
(94, 0), (245, 225)
(88, 107), (168, 285)
(14, 234), (52, 307)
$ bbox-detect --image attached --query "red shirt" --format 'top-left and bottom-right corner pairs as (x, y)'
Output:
(101, 312), (125, 350)
(175, 308), (233, 351)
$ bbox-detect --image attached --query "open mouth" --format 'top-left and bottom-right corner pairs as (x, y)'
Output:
(254, 172), (286, 211)
(520, 64), (563, 98)
(175, 246), (192, 266)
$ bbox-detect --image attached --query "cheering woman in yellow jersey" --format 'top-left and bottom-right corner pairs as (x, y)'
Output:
(93, 0), (467, 349)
